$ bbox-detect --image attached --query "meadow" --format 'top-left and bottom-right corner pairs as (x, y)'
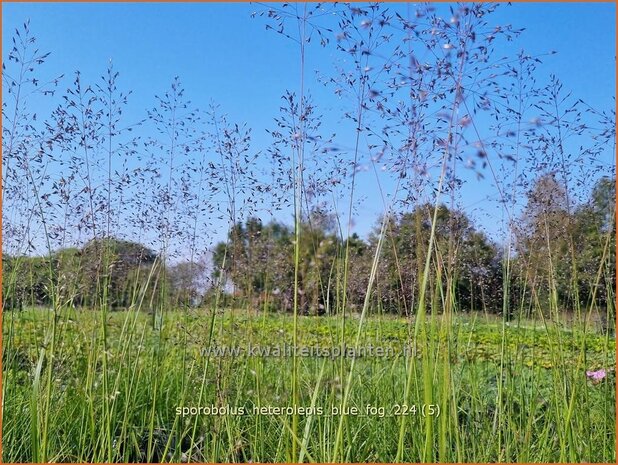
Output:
(2, 308), (615, 462)
(2, 2), (616, 463)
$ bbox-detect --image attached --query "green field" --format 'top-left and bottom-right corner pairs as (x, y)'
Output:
(3, 308), (615, 462)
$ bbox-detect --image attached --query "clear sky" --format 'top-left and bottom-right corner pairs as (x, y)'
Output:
(3, 2), (616, 253)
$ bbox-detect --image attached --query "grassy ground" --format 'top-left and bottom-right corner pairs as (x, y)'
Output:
(2, 307), (615, 463)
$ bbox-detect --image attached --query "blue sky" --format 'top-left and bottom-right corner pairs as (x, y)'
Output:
(3, 2), (616, 253)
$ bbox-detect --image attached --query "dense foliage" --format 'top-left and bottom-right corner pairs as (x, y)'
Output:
(4, 175), (613, 320)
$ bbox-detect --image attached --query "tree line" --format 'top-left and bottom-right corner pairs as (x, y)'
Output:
(4, 175), (614, 318)
(3, 237), (205, 311)
(212, 175), (614, 317)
